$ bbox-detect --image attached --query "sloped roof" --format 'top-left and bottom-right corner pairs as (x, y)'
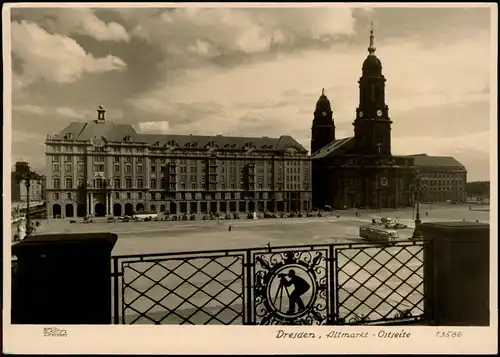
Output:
(311, 137), (355, 159)
(50, 120), (308, 152)
(406, 154), (465, 168)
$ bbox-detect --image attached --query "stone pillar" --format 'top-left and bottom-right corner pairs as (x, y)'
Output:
(90, 193), (94, 215)
(109, 193), (113, 216)
(216, 201), (220, 213)
(421, 222), (490, 326)
(186, 202), (190, 214)
(245, 200), (249, 213)
(273, 200), (277, 213)
(197, 201), (201, 214)
(12, 233), (118, 324)
(284, 201), (288, 212)
(236, 200), (240, 213)
(105, 193), (109, 215)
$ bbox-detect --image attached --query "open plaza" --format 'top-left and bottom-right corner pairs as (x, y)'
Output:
(26, 203), (489, 255)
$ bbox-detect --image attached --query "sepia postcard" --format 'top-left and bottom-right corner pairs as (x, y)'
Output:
(2, 2), (498, 355)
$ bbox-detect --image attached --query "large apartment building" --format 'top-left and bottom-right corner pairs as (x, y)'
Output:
(406, 154), (467, 202)
(45, 107), (312, 218)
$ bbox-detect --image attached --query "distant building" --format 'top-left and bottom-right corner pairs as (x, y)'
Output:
(44, 106), (312, 218)
(311, 26), (467, 210)
(407, 154), (467, 202)
(11, 161), (45, 203)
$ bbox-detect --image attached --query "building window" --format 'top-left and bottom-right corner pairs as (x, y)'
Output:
(67, 193), (72, 200)
(114, 164), (120, 172)
(161, 179), (166, 189)
(191, 183), (196, 189)
(125, 164), (131, 173)
(65, 163), (72, 172)
(151, 166), (156, 172)
(137, 165), (143, 173)
(94, 178), (105, 189)
(65, 177), (73, 189)
(180, 182), (186, 189)
(127, 192), (131, 199)
(77, 155), (84, 162)
(115, 192), (120, 200)
(151, 179), (156, 189)
(64, 155), (71, 162)
(137, 178), (144, 188)
(150, 192), (155, 200)
(151, 204), (156, 212)
(53, 177), (60, 189)
(137, 157), (143, 163)
(78, 177), (85, 187)
(201, 183), (206, 189)
(138, 192), (143, 199)
(114, 157), (120, 162)
(114, 178), (121, 189)
(94, 164), (104, 172)
(169, 184), (176, 190)
(52, 156), (60, 162)
(126, 177), (132, 189)
(52, 163), (60, 172)
(53, 193), (59, 200)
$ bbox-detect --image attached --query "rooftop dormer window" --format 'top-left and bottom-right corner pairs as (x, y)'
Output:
(64, 133), (74, 140)
(123, 136), (132, 142)
(153, 141), (160, 147)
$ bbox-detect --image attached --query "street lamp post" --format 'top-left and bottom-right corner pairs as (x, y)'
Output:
(15, 164), (42, 237)
(411, 170), (426, 240)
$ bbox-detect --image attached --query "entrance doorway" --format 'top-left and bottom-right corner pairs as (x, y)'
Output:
(65, 204), (74, 218)
(52, 204), (61, 218)
(113, 203), (122, 217)
(95, 203), (106, 217)
(125, 203), (133, 216)
(77, 203), (86, 217)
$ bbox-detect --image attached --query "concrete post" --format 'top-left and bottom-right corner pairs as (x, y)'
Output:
(421, 222), (490, 326)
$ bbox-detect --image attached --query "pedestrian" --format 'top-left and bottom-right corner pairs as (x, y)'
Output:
(228, 225), (232, 232)
(425, 212), (428, 216)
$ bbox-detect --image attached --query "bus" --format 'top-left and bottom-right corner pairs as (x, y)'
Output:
(359, 225), (399, 244)
(133, 211), (159, 221)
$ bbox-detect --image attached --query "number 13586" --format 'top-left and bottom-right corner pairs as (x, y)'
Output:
(436, 331), (463, 338)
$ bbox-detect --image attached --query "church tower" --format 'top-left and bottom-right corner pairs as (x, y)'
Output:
(353, 23), (392, 155)
(311, 89), (336, 154)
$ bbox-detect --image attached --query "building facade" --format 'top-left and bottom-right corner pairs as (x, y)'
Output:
(45, 107), (312, 218)
(408, 154), (467, 202)
(11, 161), (45, 203)
(311, 26), (467, 210)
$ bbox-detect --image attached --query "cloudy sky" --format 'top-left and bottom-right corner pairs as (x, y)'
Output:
(7, 5), (494, 181)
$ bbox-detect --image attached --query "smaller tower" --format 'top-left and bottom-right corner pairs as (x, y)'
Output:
(97, 105), (106, 122)
(311, 89), (336, 154)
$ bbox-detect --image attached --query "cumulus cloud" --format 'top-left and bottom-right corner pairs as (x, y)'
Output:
(12, 8), (130, 42)
(12, 104), (45, 115)
(122, 7), (358, 60)
(11, 20), (127, 85)
(13, 104), (90, 120)
(136, 121), (171, 134)
(55, 107), (86, 119)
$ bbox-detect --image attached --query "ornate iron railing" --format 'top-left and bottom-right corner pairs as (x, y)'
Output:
(111, 240), (425, 325)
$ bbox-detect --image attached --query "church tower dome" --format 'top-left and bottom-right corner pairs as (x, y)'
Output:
(362, 23), (383, 77)
(315, 88), (332, 114)
(311, 88), (336, 154)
